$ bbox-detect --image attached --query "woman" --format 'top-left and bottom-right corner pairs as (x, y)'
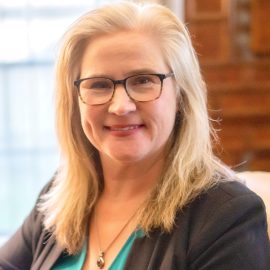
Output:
(0, 1), (269, 269)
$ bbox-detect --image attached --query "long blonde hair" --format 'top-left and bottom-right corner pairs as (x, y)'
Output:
(38, 1), (233, 254)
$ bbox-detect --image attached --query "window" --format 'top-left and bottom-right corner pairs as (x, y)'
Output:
(0, 0), (119, 246)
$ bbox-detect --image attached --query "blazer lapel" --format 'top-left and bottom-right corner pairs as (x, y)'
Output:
(31, 236), (63, 270)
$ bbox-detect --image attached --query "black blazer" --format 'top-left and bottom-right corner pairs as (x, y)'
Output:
(0, 180), (269, 269)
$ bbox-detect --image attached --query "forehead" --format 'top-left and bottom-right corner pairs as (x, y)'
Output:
(80, 31), (168, 77)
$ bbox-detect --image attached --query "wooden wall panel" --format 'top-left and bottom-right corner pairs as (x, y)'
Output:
(214, 119), (270, 171)
(186, 0), (229, 20)
(251, 0), (270, 54)
(203, 62), (270, 83)
(185, 0), (270, 171)
(186, 0), (232, 63)
(188, 22), (231, 62)
(209, 90), (270, 118)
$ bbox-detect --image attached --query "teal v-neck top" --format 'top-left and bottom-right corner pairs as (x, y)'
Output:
(52, 229), (144, 270)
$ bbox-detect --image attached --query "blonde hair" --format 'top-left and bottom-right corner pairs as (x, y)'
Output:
(38, 1), (233, 254)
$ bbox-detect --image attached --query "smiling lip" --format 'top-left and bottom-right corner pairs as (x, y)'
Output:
(105, 124), (144, 136)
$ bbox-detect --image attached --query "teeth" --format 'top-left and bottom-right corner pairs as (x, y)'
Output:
(110, 125), (139, 131)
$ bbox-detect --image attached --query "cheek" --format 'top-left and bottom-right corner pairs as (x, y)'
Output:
(159, 96), (177, 139)
(149, 99), (177, 141)
(79, 105), (89, 129)
(160, 88), (177, 119)
(162, 109), (177, 138)
(79, 105), (98, 143)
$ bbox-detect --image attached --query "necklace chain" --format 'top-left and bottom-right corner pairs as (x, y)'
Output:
(94, 206), (140, 269)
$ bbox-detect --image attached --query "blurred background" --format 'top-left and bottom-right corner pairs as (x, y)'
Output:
(185, 0), (270, 171)
(0, 0), (269, 245)
(0, 0), (126, 246)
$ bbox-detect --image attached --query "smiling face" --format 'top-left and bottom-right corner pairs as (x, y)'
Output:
(78, 31), (177, 165)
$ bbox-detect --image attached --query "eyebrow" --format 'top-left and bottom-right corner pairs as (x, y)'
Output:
(81, 68), (159, 79)
(124, 68), (158, 76)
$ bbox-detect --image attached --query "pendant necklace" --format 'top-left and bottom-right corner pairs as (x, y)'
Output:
(94, 206), (140, 269)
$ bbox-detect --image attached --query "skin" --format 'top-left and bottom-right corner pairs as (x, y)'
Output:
(79, 31), (177, 269)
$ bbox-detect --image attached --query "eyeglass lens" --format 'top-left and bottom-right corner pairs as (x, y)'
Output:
(79, 74), (162, 105)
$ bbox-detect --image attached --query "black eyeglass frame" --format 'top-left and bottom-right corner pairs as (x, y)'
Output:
(74, 72), (174, 105)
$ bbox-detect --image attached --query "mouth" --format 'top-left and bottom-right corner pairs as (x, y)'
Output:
(104, 124), (144, 135)
(108, 125), (142, 131)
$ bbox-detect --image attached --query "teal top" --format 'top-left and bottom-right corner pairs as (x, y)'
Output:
(52, 229), (144, 270)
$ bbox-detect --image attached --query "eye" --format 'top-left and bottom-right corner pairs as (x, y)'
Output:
(128, 75), (160, 90)
(132, 75), (153, 85)
(89, 80), (112, 89)
(81, 78), (112, 90)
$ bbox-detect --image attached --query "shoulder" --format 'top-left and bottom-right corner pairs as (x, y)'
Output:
(180, 180), (270, 269)
(189, 180), (264, 214)
(183, 180), (267, 241)
(126, 180), (270, 269)
(197, 179), (261, 202)
(0, 179), (56, 269)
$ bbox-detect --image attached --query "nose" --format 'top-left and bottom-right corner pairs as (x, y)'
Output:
(108, 85), (136, 115)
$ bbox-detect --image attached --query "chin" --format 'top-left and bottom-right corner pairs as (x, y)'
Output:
(110, 154), (145, 164)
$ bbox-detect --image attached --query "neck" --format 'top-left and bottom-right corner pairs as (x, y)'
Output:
(99, 153), (165, 203)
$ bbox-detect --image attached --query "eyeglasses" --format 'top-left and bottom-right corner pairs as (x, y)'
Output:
(74, 72), (174, 105)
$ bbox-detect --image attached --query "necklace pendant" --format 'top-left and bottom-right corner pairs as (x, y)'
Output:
(97, 251), (105, 269)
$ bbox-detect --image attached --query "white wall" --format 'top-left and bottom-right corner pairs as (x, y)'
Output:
(163, 0), (185, 20)
(136, 0), (185, 20)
